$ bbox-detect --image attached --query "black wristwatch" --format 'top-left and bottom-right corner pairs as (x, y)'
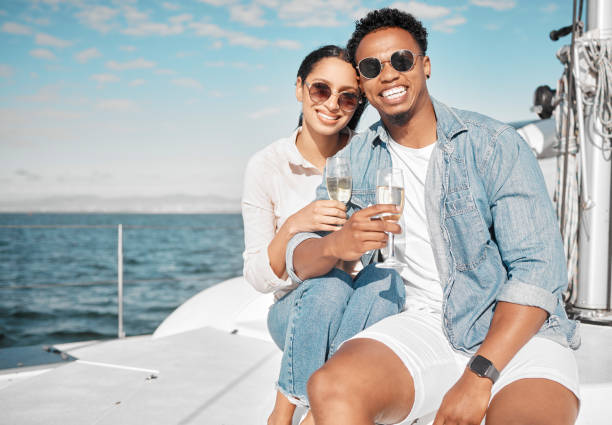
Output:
(467, 354), (500, 383)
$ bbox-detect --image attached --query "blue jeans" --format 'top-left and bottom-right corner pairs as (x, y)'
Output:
(267, 264), (405, 405)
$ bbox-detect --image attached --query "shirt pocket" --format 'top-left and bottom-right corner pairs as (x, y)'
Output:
(444, 189), (488, 271)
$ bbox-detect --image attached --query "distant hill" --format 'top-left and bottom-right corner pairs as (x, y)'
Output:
(0, 194), (241, 213)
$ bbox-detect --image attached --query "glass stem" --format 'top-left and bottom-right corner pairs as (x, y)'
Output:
(388, 232), (395, 259)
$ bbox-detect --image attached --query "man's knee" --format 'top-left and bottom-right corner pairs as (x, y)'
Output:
(307, 364), (354, 409)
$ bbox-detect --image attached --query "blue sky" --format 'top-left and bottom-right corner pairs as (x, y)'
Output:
(0, 0), (573, 206)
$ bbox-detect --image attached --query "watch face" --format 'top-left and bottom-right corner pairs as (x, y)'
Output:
(471, 355), (491, 375)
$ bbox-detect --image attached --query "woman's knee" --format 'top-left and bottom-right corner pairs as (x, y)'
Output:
(351, 265), (405, 309)
(300, 269), (354, 309)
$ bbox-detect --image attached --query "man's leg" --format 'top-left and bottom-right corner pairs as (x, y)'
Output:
(486, 379), (579, 425)
(307, 338), (415, 425)
(484, 337), (579, 425)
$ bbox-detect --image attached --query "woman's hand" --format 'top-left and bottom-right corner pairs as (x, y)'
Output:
(286, 200), (347, 234)
(432, 369), (492, 425)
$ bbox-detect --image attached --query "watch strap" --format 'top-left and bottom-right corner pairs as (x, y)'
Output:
(467, 354), (500, 383)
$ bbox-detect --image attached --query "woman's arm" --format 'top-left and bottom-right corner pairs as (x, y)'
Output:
(242, 155), (292, 293)
(242, 154), (347, 292)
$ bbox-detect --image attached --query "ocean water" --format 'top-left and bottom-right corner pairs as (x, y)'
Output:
(0, 213), (245, 348)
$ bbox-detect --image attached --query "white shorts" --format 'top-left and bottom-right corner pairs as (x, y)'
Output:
(349, 305), (580, 424)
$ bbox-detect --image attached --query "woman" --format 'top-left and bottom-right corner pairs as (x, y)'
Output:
(241, 45), (405, 425)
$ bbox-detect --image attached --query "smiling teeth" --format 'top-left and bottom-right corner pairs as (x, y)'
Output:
(382, 86), (406, 99)
(318, 112), (338, 120)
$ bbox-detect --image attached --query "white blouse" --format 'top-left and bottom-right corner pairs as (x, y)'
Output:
(241, 127), (352, 300)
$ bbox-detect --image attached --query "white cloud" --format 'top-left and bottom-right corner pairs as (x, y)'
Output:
(97, 99), (139, 112)
(122, 22), (184, 36)
(75, 47), (102, 63)
(257, 0), (279, 7)
(169, 14), (193, 24)
(162, 2), (180, 10)
(120, 45), (136, 52)
(2, 22), (32, 35)
(433, 15), (467, 33)
(541, 3), (558, 13)
(36, 33), (72, 48)
(155, 69), (176, 75)
(129, 79), (145, 86)
(91, 74), (120, 84)
(0, 10), (6, 16)
(176, 50), (195, 58)
(24, 16), (51, 26)
(123, 5), (149, 22)
(106, 58), (156, 70)
(230, 4), (266, 27)
(76, 6), (119, 33)
(30, 49), (56, 60)
(389, 1), (451, 19)
(352, 7), (370, 20)
(249, 107), (281, 119)
(190, 21), (268, 48)
(0, 64), (14, 78)
(278, 0), (357, 27)
(284, 13), (341, 28)
(485, 23), (501, 30)
(211, 40), (223, 49)
(205, 61), (225, 67)
(275, 39), (300, 49)
(197, 0), (239, 5)
(470, 0), (516, 11)
(171, 78), (203, 89)
(252, 85), (269, 93)
(18, 85), (60, 103)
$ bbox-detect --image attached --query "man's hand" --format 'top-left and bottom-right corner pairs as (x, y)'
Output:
(433, 369), (492, 425)
(327, 204), (401, 262)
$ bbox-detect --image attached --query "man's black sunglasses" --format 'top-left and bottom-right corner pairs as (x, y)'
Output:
(357, 49), (424, 79)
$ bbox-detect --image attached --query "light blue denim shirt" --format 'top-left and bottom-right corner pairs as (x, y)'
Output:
(286, 97), (580, 353)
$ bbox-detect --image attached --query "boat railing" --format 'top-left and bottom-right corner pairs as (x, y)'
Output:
(0, 222), (238, 339)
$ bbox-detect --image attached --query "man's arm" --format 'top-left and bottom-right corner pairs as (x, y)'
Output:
(291, 205), (401, 281)
(434, 126), (569, 424)
(433, 302), (547, 425)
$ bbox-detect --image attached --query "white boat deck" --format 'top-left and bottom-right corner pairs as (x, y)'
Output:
(1, 277), (611, 425)
(1, 327), (284, 425)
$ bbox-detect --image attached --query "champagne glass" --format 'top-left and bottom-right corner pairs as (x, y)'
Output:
(326, 157), (352, 203)
(376, 167), (405, 268)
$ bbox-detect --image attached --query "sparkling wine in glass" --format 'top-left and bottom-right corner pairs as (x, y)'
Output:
(376, 167), (405, 268)
(326, 157), (352, 203)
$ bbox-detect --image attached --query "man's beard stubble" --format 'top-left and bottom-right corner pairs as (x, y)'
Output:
(387, 110), (411, 127)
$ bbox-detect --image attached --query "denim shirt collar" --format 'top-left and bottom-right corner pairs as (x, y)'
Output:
(369, 97), (468, 152)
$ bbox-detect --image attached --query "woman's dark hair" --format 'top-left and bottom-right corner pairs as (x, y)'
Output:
(296, 44), (366, 131)
(346, 8), (428, 66)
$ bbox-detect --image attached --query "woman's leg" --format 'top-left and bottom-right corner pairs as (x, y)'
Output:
(331, 264), (405, 354)
(266, 268), (354, 422)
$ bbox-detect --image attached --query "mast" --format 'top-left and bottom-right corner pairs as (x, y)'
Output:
(572, 0), (612, 323)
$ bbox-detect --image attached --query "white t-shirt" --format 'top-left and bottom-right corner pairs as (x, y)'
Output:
(387, 139), (443, 313)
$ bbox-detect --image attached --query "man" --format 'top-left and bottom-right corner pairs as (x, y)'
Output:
(286, 8), (580, 425)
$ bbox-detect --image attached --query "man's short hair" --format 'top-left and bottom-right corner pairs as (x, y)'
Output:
(346, 8), (428, 65)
